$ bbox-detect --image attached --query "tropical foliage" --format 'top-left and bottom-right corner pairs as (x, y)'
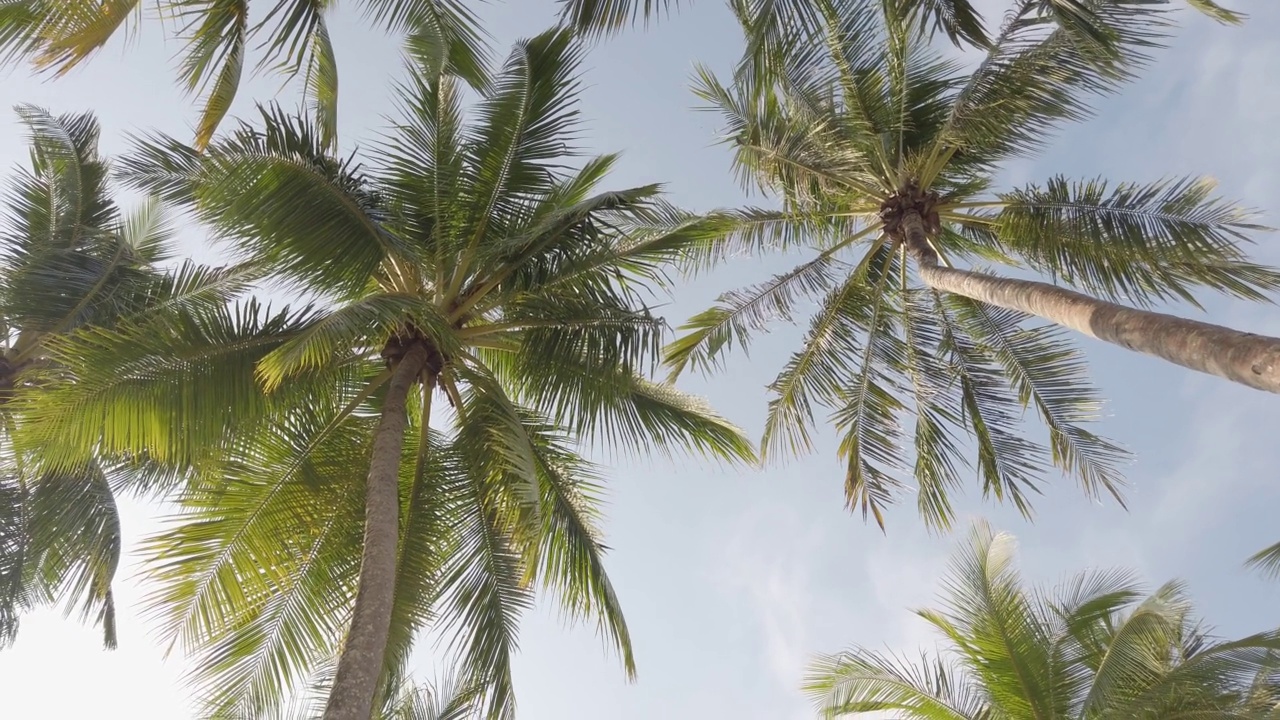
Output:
(807, 522), (1280, 719)
(0, 0), (689, 153)
(0, 106), (247, 650)
(670, 0), (1272, 529)
(14, 27), (751, 719)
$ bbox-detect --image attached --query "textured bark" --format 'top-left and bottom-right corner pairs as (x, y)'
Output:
(900, 210), (1280, 394)
(323, 343), (428, 720)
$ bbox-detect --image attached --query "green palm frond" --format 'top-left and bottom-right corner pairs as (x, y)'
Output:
(939, 0), (1171, 168)
(439, 399), (535, 720)
(452, 28), (585, 296)
(805, 649), (986, 719)
(1186, 0), (1245, 24)
(0, 107), (249, 650)
(15, 299), (321, 472)
(140, 405), (369, 718)
(507, 347), (752, 463)
(0, 460), (123, 651)
(379, 670), (485, 720)
(29, 0), (140, 76)
(932, 293), (1046, 518)
(559, 0), (678, 38)
(947, 297), (1128, 504)
(666, 252), (848, 377)
(21, 462), (121, 649)
(0, 0), (41, 66)
(175, 0), (248, 151)
(902, 0), (990, 49)
(0, 468), (22, 647)
(389, 0), (489, 90)
(831, 245), (908, 529)
(897, 288), (966, 528)
(304, 13), (339, 150)
(988, 175), (1277, 307)
(1247, 542), (1280, 581)
(525, 427), (634, 677)
(169, 107), (403, 297)
(759, 268), (873, 462)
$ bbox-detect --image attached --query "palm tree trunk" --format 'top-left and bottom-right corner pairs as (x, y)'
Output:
(324, 343), (429, 720)
(901, 210), (1280, 394)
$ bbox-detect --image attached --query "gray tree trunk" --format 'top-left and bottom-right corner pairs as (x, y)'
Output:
(901, 210), (1280, 394)
(323, 343), (429, 720)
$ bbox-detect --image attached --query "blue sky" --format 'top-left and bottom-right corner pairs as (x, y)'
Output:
(1, 1), (1279, 718)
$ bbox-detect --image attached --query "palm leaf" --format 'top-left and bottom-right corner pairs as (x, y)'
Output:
(174, 0), (248, 150)
(989, 175), (1277, 307)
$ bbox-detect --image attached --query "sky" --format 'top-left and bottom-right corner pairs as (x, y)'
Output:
(1, 1), (1279, 718)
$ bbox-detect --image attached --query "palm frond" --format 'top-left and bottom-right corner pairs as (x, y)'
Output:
(804, 648), (985, 719)
(0, 468), (23, 647)
(1186, 0), (1244, 24)
(23, 462), (121, 649)
(508, 348), (753, 464)
(933, 292), (1046, 517)
(141, 405), (369, 717)
(303, 13), (339, 150)
(941, 0), (1173, 168)
(14, 300), (319, 472)
(1246, 542), (1280, 581)
(30, 0), (140, 76)
(439, 395), (535, 719)
(989, 175), (1278, 307)
(526, 431), (634, 677)
(666, 251), (848, 378)
(559, 0), (678, 38)
(929, 523), (1059, 719)
(948, 296), (1129, 504)
(830, 245), (909, 529)
(193, 107), (407, 297)
(392, 0), (489, 90)
(459, 27), (585, 266)
(898, 288), (967, 530)
(759, 269), (867, 462)
(379, 670), (485, 720)
(173, 0), (248, 150)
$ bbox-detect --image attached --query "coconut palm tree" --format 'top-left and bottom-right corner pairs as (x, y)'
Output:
(806, 522), (1280, 719)
(668, 0), (1280, 529)
(0, 105), (249, 649)
(17, 28), (752, 720)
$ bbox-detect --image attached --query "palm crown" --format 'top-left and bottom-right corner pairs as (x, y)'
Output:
(806, 523), (1280, 719)
(0, 106), (247, 649)
(668, 0), (1275, 529)
(16, 27), (752, 718)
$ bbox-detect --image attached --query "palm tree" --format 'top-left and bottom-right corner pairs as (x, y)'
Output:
(806, 522), (1280, 719)
(17, 28), (752, 720)
(0, 105), (247, 649)
(669, 0), (1280, 529)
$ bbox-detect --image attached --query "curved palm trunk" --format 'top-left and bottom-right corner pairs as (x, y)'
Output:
(324, 344), (429, 720)
(901, 211), (1280, 394)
